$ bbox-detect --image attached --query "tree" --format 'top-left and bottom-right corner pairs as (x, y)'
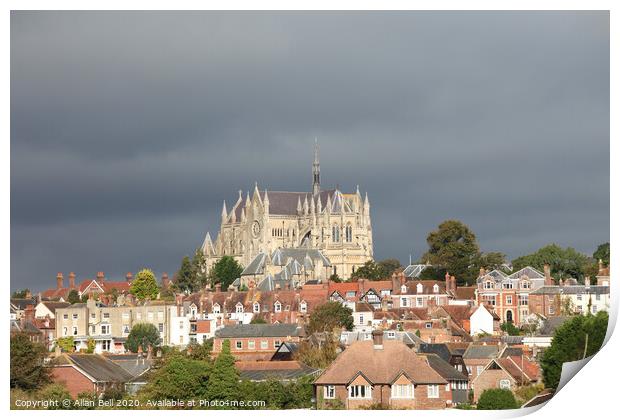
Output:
(186, 338), (213, 361)
(420, 220), (504, 283)
(138, 355), (211, 401)
(296, 335), (339, 369)
(206, 340), (240, 403)
(593, 242), (610, 266)
(11, 289), (31, 299)
(511, 244), (592, 282)
(56, 336), (75, 352)
(209, 256), (243, 290)
(129, 269), (159, 300)
(351, 258), (402, 280)
(307, 301), (354, 334)
(39, 384), (74, 410)
(192, 248), (209, 288)
(500, 322), (520, 336)
(175, 255), (198, 293)
(250, 316), (267, 324)
(477, 388), (519, 410)
(540, 311), (608, 389)
(10, 333), (50, 390)
(67, 289), (81, 304)
(125, 323), (161, 353)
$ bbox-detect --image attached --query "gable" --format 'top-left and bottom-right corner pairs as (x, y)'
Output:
(348, 371), (373, 386)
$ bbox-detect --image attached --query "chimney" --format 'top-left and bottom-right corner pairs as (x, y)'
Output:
(56, 272), (64, 289)
(584, 276), (590, 287)
(450, 276), (457, 294)
(24, 304), (35, 322)
(372, 329), (384, 350)
(96, 271), (105, 283)
(68, 272), (76, 289)
(215, 283), (221, 293)
(445, 272), (450, 283)
(126, 272), (133, 283)
(543, 264), (552, 285)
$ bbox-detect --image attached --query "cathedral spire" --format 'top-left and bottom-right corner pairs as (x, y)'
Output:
(312, 138), (320, 196)
(221, 200), (228, 223)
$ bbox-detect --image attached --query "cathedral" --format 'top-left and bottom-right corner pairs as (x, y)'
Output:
(201, 143), (374, 285)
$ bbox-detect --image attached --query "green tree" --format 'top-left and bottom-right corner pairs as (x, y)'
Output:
(500, 322), (521, 336)
(420, 220), (504, 283)
(11, 289), (31, 299)
(351, 258), (402, 280)
(56, 336), (75, 353)
(477, 388), (519, 410)
(125, 323), (162, 353)
(186, 338), (213, 361)
(540, 311), (609, 389)
(512, 244), (592, 282)
(10, 333), (50, 390)
(138, 355), (211, 401)
(175, 255), (198, 293)
(209, 256), (243, 290)
(86, 338), (96, 354)
(593, 242), (610, 266)
(67, 289), (81, 304)
(206, 340), (240, 403)
(192, 248), (209, 288)
(307, 301), (354, 334)
(250, 316), (267, 324)
(39, 384), (74, 410)
(129, 269), (159, 300)
(296, 335), (339, 369)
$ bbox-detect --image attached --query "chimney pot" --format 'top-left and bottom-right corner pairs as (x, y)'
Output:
(372, 329), (384, 350)
(56, 272), (64, 289)
(96, 272), (105, 282)
(69, 272), (76, 289)
(126, 272), (133, 282)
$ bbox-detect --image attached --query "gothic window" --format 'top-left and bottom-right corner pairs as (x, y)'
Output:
(345, 224), (353, 242)
(416, 283), (423, 294)
(332, 225), (340, 242)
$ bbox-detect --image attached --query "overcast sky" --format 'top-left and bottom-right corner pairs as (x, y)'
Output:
(11, 11), (609, 292)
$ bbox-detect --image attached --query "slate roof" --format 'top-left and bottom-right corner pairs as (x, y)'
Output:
(418, 343), (453, 363)
(423, 353), (469, 381)
(106, 354), (153, 379)
(463, 344), (501, 360)
(38, 301), (71, 313)
(215, 323), (302, 338)
(508, 266), (545, 279)
(522, 389), (555, 408)
(538, 316), (572, 336)
(53, 354), (135, 383)
(10, 298), (36, 310)
(314, 340), (447, 385)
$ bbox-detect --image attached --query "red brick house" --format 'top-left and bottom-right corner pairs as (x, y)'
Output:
(314, 331), (452, 409)
(471, 355), (540, 401)
(213, 323), (303, 361)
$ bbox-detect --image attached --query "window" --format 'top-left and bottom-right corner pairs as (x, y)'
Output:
(332, 225), (340, 242)
(72, 313), (78, 320)
(324, 386), (336, 399)
(503, 282), (513, 290)
(506, 296), (513, 305)
(518, 295), (528, 306)
(91, 313), (96, 319)
(387, 331), (396, 338)
(596, 294), (601, 301)
(158, 323), (164, 333)
(248, 340), (255, 350)
(63, 314), (68, 320)
(416, 297), (423, 307)
(122, 312), (129, 320)
(499, 379), (511, 389)
(261, 340), (268, 350)
(349, 385), (371, 399)
(137, 312), (142, 320)
(433, 284), (439, 293)
(274, 340), (281, 348)
(103, 312), (110, 319)
(72, 326), (78, 335)
(425, 322), (432, 329)
(345, 225), (352, 242)
(476, 366), (484, 376)
(91, 325), (96, 334)
(577, 305), (583, 313)
(102, 340), (111, 351)
(416, 283), (423, 294)
(236, 303), (244, 313)
(123, 324), (130, 334)
(401, 298), (408, 307)
(577, 294), (583, 301)
(549, 306), (555, 315)
(593, 305), (598, 313)
(253, 303), (260, 313)
(484, 281), (494, 290)
(427, 385), (439, 398)
(274, 302), (282, 313)
(235, 341), (242, 350)
(63, 326), (68, 336)
(466, 366), (472, 375)
(213, 304), (220, 314)
(401, 285), (407, 293)
(358, 314), (365, 325)
(346, 291), (356, 298)
(300, 301), (307, 313)
(190, 324), (197, 333)
(392, 384), (413, 399)
(101, 324), (110, 335)
(158, 311), (164, 320)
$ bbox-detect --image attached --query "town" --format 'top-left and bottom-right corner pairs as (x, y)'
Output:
(10, 149), (611, 410)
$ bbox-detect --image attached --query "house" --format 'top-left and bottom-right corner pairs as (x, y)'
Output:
(35, 301), (71, 319)
(40, 272), (133, 301)
(314, 330), (451, 409)
(462, 344), (502, 382)
(422, 353), (469, 405)
(392, 277), (452, 309)
(189, 319), (215, 344)
(469, 305), (500, 336)
(529, 280), (610, 317)
(10, 297), (36, 320)
(271, 342), (300, 361)
(329, 282), (360, 303)
(213, 323), (303, 361)
(471, 355), (540, 401)
(418, 343), (468, 376)
(347, 302), (374, 332)
(340, 329), (424, 351)
(521, 316), (572, 353)
(236, 360), (319, 382)
(50, 353), (140, 398)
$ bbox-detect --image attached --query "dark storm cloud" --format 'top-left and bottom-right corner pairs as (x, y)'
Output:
(11, 11), (609, 291)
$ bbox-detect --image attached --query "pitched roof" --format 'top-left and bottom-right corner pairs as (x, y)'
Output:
(454, 286), (476, 300)
(508, 266), (545, 279)
(463, 344), (501, 360)
(314, 340), (446, 386)
(403, 264), (432, 278)
(10, 298), (36, 310)
(399, 280), (447, 295)
(215, 323), (302, 338)
(236, 360), (319, 381)
(38, 301), (71, 312)
(52, 354), (135, 383)
(423, 353), (468, 381)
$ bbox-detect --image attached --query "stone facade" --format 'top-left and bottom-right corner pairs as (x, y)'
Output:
(202, 144), (373, 282)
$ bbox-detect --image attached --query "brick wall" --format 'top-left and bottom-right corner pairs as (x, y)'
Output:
(315, 383), (450, 409)
(472, 369), (515, 402)
(51, 366), (95, 398)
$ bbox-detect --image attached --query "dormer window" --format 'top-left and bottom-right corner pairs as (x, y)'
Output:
(213, 303), (221, 314)
(416, 283), (423, 294)
(401, 285), (407, 293)
(485, 281), (494, 289)
(253, 302), (260, 313)
(433, 284), (439, 293)
(235, 303), (244, 313)
(274, 301), (282, 313)
(300, 301), (307, 313)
